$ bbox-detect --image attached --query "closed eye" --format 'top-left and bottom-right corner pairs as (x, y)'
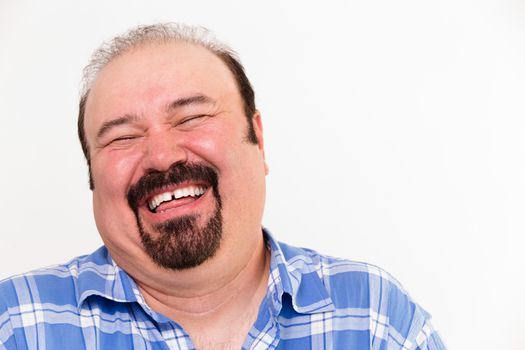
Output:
(177, 114), (209, 128)
(105, 135), (141, 147)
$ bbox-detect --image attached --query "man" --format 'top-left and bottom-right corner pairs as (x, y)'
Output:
(0, 24), (445, 349)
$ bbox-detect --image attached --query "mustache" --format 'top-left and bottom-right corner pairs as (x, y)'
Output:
(127, 162), (219, 213)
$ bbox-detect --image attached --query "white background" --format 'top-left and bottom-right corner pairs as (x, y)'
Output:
(1, 1), (524, 349)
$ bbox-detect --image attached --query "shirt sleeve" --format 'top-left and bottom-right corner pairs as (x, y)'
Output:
(413, 319), (447, 350)
(385, 278), (447, 350)
(406, 309), (447, 350)
(0, 298), (18, 350)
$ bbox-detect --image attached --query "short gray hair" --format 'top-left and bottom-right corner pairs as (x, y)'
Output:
(78, 23), (257, 190)
(80, 23), (233, 99)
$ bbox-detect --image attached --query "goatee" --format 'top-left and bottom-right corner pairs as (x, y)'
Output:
(127, 163), (223, 270)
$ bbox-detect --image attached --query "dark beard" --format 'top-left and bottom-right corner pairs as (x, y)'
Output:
(137, 202), (222, 270)
(127, 163), (223, 270)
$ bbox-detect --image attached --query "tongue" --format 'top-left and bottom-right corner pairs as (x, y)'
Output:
(155, 196), (197, 213)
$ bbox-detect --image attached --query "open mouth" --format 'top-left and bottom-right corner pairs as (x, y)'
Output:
(146, 184), (208, 213)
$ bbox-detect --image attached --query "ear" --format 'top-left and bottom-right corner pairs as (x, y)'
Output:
(252, 111), (269, 175)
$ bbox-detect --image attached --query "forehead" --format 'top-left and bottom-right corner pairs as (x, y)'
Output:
(84, 42), (240, 133)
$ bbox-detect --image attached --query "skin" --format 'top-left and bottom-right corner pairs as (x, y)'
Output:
(83, 42), (269, 348)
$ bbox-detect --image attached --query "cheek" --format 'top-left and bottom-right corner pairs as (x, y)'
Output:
(92, 150), (143, 197)
(186, 127), (265, 196)
(187, 123), (246, 163)
(92, 150), (144, 243)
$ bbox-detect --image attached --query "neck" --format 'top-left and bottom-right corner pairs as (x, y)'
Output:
(133, 233), (270, 318)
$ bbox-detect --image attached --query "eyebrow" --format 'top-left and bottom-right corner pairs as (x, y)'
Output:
(166, 94), (216, 112)
(96, 114), (139, 140)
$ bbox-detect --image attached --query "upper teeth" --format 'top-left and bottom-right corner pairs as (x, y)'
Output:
(148, 185), (206, 211)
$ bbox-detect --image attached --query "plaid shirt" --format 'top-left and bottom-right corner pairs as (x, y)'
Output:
(0, 229), (445, 349)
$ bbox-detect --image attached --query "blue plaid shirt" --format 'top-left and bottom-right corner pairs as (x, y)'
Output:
(0, 230), (445, 349)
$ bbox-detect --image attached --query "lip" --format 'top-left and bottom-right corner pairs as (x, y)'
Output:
(138, 185), (211, 224)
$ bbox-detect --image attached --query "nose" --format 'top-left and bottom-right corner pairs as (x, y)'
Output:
(141, 130), (188, 173)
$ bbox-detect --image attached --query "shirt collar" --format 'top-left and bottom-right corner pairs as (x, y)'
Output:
(75, 229), (335, 318)
(76, 246), (140, 307)
(264, 228), (335, 316)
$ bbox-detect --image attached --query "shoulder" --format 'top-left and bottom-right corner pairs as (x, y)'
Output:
(0, 246), (110, 311)
(276, 240), (411, 307)
(0, 247), (115, 348)
(278, 241), (446, 349)
(0, 258), (81, 348)
(282, 242), (407, 308)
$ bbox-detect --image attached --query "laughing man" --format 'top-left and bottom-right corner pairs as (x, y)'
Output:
(0, 24), (446, 350)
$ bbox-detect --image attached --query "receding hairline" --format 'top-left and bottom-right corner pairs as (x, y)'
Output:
(80, 24), (237, 98)
(87, 40), (230, 92)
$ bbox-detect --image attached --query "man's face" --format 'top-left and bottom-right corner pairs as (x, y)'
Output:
(83, 42), (267, 271)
